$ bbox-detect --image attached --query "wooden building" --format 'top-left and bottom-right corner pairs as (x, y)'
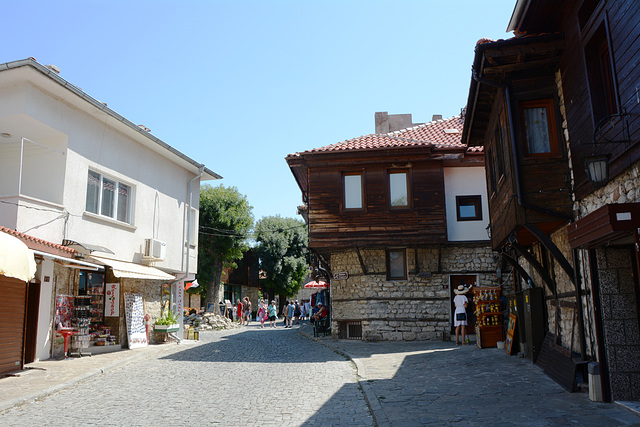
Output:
(463, 0), (640, 402)
(287, 114), (497, 341)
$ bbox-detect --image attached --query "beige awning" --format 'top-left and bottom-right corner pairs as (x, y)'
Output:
(0, 231), (37, 282)
(90, 256), (175, 281)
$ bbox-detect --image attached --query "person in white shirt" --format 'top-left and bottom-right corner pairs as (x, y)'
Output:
(453, 284), (472, 345)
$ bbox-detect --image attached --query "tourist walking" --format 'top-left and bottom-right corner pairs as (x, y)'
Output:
(285, 300), (295, 328)
(243, 297), (252, 326)
(453, 284), (472, 345)
(268, 300), (277, 327)
(257, 299), (267, 328)
(281, 300), (289, 327)
(294, 300), (301, 324)
(236, 299), (243, 323)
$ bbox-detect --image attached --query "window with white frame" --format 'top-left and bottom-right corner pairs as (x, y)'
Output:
(86, 170), (132, 223)
(343, 173), (363, 210)
(388, 171), (409, 208)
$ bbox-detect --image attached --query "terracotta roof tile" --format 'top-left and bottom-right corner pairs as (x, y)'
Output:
(0, 226), (76, 257)
(289, 115), (482, 156)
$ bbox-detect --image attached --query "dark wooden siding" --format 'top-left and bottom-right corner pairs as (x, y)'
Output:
(559, 0), (640, 199)
(307, 160), (448, 250)
(484, 77), (572, 248)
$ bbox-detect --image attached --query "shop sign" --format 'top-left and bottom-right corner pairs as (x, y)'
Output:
(124, 292), (148, 349)
(333, 271), (348, 280)
(105, 283), (119, 317)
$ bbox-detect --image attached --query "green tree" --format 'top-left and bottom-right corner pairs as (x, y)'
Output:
(254, 216), (308, 305)
(197, 184), (253, 307)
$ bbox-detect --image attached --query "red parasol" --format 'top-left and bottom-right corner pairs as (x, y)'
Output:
(303, 280), (329, 289)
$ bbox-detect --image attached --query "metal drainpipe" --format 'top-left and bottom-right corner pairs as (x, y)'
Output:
(572, 248), (587, 360)
(169, 165), (204, 343)
(175, 165), (204, 284)
(472, 70), (523, 207)
(471, 70), (571, 221)
(474, 68), (587, 360)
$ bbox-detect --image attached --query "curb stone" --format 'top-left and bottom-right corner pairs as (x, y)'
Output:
(298, 324), (388, 427)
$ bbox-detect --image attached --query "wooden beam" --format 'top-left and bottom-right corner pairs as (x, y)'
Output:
(525, 223), (576, 287)
(500, 252), (532, 289)
(511, 241), (556, 295)
(355, 246), (368, 275)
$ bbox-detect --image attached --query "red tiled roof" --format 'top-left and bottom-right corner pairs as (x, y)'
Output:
(0, 226), (76, 257)
(288, 115), (482, 156)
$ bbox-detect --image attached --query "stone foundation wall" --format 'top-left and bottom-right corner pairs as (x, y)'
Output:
(576, 160), (640, 400)
(595, 246), (640, 401)
(330, 244), (496, 341)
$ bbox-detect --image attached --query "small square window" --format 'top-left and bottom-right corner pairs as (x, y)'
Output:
(456, 195), (482, 222)
(386, 249), (407, 280)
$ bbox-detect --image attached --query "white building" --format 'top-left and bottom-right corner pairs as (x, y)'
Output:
(0, 58), (220, 361)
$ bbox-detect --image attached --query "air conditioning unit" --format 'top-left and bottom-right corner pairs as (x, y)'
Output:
(144, 238), (166, 260)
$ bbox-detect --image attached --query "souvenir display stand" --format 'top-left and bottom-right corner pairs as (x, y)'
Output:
(473, 286), (503, 348)
(70, 296), (92, 356)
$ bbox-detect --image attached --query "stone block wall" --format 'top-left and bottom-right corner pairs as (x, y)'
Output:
(595, 246), (640, 401)
(330, 244), (496, 341)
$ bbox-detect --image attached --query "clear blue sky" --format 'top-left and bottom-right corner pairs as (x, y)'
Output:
(4, 0), (516, 222)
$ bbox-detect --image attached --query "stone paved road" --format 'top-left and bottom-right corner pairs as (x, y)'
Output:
(325, 337), (640, 427)
(0, 326), (373, 426)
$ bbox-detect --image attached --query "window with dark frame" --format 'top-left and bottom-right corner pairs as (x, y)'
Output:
(386, 249), (407, 280)
(456, 195), (482, 222)
(584, 22), (617, 126)
(486, 147), (497, 194)
(342, 172), (364, 210)
(495, 122), (505, 180)
(519, 98), (560, 157)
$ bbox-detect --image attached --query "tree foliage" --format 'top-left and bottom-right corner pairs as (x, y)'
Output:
(197, 184), (253, 305)
(254, 215), (308, 297)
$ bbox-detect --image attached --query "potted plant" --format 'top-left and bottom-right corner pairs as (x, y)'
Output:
(154, 310), (179, 333)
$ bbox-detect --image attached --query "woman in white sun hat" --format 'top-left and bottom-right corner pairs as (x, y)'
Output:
(453, 284), (472, 345)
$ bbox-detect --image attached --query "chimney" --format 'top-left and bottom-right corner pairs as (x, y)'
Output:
(375, 112), (389, 134)
(432, 114), (443, 121)
(375, 112), (415, 133)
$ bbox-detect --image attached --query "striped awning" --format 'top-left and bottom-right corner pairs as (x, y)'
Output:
(90, 256), (175, 281)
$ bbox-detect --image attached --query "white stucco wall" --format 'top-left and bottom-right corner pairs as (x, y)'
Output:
(35, 259), (54, 361)
(0, 71), (202, 274)
(443, 167), (490, 242)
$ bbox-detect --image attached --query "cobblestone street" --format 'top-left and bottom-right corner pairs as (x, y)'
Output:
(2, 324), (640, 426)
(0, 326), (372, 426)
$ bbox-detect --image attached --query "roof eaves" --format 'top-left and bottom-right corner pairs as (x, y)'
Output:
(0, 58), (222, 181)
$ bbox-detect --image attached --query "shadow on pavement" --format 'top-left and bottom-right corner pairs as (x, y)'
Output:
(159, 327), (348, 364)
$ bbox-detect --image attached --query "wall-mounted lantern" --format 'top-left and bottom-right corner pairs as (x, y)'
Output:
(584, 154), (610, 188)
(585, 113), (630, 188)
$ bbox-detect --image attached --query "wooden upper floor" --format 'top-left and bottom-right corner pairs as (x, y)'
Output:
(463, 0), (640, 249)
(287, 116), (488, 258)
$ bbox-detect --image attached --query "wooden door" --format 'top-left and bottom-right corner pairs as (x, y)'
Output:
(23, 281), (40, 364)
(0, 276), (27, 375)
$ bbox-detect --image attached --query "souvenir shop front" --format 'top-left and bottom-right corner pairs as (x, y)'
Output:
(54, 269), (119, 356)
(54, 257), (178, 357)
